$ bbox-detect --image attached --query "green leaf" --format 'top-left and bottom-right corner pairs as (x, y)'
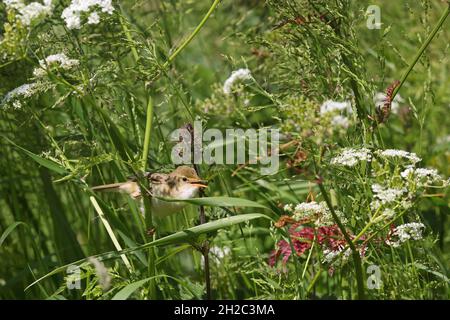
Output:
(3, 137), (67, 175)
(156, 244), (191, 265)
(25, 213), (271, 291)
(414, 262), (450, 283)
(112, 277), (158, 300)
(160, 196), (269, 209)
(150, 213), (271, 246)
(112, 275), (198, 300)
(0, 221), (26, 247)
(116, 230), (147, 267)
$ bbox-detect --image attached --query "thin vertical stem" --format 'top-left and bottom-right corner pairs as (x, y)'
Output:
(142, 97), (154, 173)
(90, 197), (133, 272)
(141, 97), (157, 298)
(162, 0), (222, 68)
(186, 124), (211, 300)
(392, 4), (450, 99)
(317, 182), (365, 300)
(119, 14), (140, 63)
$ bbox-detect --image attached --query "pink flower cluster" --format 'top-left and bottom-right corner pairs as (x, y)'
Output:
(269, 223), (349, 266)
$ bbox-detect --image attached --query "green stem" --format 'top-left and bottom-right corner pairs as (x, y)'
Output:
(307, 268), (322, 294)
(142, 97), (154, 172)
(317, 182), (365, 300)
(162, 0), (221, 68)
(302, 235), (315, 279)
(392, 4), (450, 99)
(352, 206), (384, 243)
(141, 97), (157, 298)
(119, 14), (140, 63)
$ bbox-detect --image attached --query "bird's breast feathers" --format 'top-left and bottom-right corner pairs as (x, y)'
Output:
(150, 185), (199, 217)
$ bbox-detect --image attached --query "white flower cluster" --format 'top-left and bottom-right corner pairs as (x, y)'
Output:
(285, 201), (328, 217)
(371, 184), (406, 204)
(320, 100), (352, 129)
(332, 147), (445, 187)
(320, 100), (352, 115)
(374, 92), (404, 114)
(330, 115), (349, 128)
(33, 53), (80, 77)
(400, 166), (443, 186)
(4, 0), (53, 26)
(1, 83), (37, 109)
(284, 201), (347, 226)
(330, 148), (372, 167)
(61, 0), (114, 29)
(223, 68), (252, 95)
(323, 247), (351, 264)
(386, 222), (425, 248)
(376, 149), (421, 164)
(370, 183), (410, 216)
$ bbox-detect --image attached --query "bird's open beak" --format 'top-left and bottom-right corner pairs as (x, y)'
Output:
(188, 178), (208, 188)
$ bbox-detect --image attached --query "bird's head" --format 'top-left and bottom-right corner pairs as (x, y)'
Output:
(171, 166), (208, 188)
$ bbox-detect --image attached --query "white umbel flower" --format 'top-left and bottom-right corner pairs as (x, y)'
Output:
(376, 149), (421, 164)
(293, 201), (328, 219)
(4, 0), (53, 26)
(371, 184), (406, 204)
(4, 0), (23, 10)
(1, 83), (39, 109)
(386, 222), (425, 248)
(33, 53), (79, 77)
(2, 83), (37, 103)
(331, 115), (350, 128)
(288, 201), (347, 226)
(323, 247), (351, 264)
(223, 68), (252, 95)
(331, 148), (372, 167)
(320, 100), (352, 115)
(61, 0), (114, 29)
(401, 166), (443, 186)
(320, 100), (352, 128)
(87, 11), (100, 24)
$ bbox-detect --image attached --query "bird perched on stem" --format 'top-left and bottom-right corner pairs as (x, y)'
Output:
(91, 166), (207, 218)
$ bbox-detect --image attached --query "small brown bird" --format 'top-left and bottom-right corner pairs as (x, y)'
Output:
(91, 166), (207, 218)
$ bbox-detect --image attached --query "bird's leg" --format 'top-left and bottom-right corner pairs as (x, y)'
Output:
(146, 227), (157, 237)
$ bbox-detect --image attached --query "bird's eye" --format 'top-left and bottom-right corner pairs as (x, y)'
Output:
(182, 177), (188, 182)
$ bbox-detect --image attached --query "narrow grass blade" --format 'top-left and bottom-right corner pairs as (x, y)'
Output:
(25, 213), (271, 290)
(159, 196), (269, 209)
(0, 221), (26, 247)
(112, 275), (194, 300)
(90, 197), (133, 273)
(3, 137), (67, 175)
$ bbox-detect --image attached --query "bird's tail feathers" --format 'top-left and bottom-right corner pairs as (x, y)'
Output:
(91, 181), (141, 198)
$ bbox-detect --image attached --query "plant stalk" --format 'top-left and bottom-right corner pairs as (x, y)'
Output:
(317, 182), (365, 300)
(141, 97), (157, 298)
(162, 0), (221, 68)
(142, 97), (154, 172)
(392, 4), (450, 99)
(186, 123), (211, 300)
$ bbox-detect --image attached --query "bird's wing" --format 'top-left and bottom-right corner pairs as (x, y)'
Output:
(148, 173), (168, 184)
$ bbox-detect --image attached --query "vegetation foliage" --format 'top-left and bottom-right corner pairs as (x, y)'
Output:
(0, 0), (449, 299)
